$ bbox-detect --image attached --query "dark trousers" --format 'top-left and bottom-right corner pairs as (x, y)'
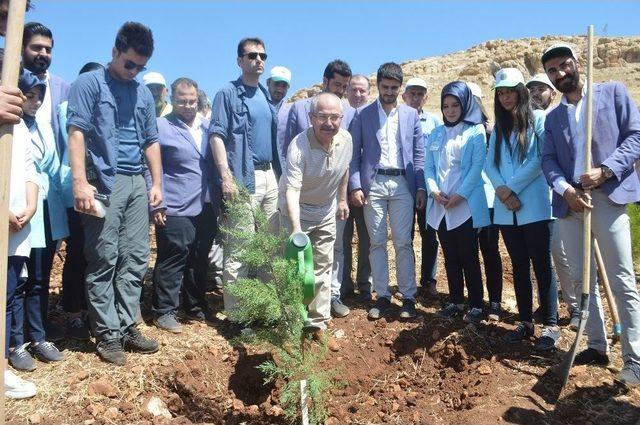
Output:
(6, 256), (28, 357)
(62, 208), (87, 313)
(341, 205), (371, 294)
(152, 203), (218, 316)
(478, 209), (503, 303)
(500, 219), (557, 325)
(435, 218), (484, 309)
(415, 208), (438, 285)
(12, 202), (55, 346)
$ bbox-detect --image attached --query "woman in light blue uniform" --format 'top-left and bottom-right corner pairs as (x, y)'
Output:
(425, 81), (489, 324)
(484, 68), (558, 351)
(9, 71), (69, 371)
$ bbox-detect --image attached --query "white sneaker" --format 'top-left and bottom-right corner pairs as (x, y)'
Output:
(5, 369), (37, 399)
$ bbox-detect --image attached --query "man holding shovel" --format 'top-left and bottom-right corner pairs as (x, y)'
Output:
(541, 43), (640, 386)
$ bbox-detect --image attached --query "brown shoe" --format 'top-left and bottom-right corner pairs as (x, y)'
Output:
(312, 329), (339, 352)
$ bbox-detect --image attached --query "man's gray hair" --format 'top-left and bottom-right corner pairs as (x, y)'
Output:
(310, 92), (343, 114)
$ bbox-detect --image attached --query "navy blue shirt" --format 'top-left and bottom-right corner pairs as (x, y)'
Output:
(244, 84), (273, 164)
(110, 79), (142, 174)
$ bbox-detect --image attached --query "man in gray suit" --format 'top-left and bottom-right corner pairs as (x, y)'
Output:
(541, 43), (640, 386)
(349, 62), (426, 320)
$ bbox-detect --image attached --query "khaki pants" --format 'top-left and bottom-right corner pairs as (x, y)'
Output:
(282, 213), (335, 330)
(221, 168), (279, 313)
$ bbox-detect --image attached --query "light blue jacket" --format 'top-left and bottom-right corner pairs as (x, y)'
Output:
(29, 123), (70, 248)
(484, 111), (552, 225)
(425, 123), (490, 229)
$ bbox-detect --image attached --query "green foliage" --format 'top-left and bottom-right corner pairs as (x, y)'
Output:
(221, 184), (335, 424)
(628, 204), (640, 271)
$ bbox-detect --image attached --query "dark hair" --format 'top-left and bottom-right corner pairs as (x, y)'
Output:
(115, 21), (154, 57)
(376, 62), (403, 84)
(237, 37), (264, 57)
(78, 62), (103, 75)
(170, 77), (198, 95)
(197, 89), (210, 112)
(22, 22), (53, 48)
(323, 59), (352, 80)
(493, 84), (533, 166)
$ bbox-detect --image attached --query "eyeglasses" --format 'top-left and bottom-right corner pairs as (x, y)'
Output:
(174, 99), (198, 107)
(312, 113), (343, 123)
(242, 52), (268, 61)
(124, 60), (147, 72)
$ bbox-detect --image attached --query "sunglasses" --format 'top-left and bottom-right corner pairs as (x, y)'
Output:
(124, 60), (147, 72)
(242, 52), (268, 61)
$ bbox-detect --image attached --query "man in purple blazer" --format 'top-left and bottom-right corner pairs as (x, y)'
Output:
(540, 43), (640, 386)
(151, 78), (219, 333)
(349, 62), (426, 320)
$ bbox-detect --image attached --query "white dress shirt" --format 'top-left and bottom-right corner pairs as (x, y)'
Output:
(553, 85), (588, 196)
(376, 99), (404, 170)
(427, 123), (472, 231)
(35, 72), (56, 154)
(185, 115), (210, 203)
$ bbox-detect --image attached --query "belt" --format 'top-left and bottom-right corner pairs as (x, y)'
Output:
(377, 168), (405, 176)
(254, 162), (272, 171)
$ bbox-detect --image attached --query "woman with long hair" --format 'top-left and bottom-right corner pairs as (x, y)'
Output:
(425, 81), (490, 324)
(484, 68), (559, 351)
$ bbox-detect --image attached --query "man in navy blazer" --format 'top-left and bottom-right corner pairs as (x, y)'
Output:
(151, 78), (219, 333)
(540, 43), (640, 386)
(283, 59), (357, 318)
(349, 62), (426, 320)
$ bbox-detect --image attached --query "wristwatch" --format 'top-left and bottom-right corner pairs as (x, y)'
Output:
(601, 165), (614, 180)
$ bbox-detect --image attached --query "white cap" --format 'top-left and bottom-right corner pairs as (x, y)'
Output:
(494, 68), (525, 89)
(269, 66), (291, 85)
(142, 71), (167, 87)
(405, 77), (428, 90)
(466, 81), (483, 98)
(526, 73), (555, 91)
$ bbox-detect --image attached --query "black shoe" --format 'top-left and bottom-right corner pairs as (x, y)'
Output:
(45, 322), (65, 343)
(399, 299), (417, 319)
(532, 307), (543, 324)
(186, 308), (215, 324)
(368, 297), (391, 320)
(504, 322), (535, 343)
(574, 348), (610, 366)
(67, 316), (91, 341)
(121, 327), (159, 354)
(439, 303), (464, 319)
(96, 339), (126, 366)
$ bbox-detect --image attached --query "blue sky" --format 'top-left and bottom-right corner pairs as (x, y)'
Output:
(15, 1), (640, 101)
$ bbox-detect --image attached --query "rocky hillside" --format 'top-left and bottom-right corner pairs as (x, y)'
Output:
(291, 35), (640, 118)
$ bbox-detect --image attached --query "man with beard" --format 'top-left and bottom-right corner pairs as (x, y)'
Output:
(20, 22), (69, 342)
(541, 43), (640, 386)
(284, 59), (356, 318)
(22, 23), (69, 157)
(143, 71), (172, 117)
(349, 62), (425, 320)
(526, 73), (557, 112)
(151, 78), (218, 332)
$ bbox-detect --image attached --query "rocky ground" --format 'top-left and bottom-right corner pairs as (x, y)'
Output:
(6, 223), (640, 425)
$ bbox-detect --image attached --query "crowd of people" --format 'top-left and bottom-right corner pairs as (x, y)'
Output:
(3, 11), (640, 401)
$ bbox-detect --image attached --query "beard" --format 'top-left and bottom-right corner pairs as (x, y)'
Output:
(555, 72), (579, 94)
(25, 55), (51, 74)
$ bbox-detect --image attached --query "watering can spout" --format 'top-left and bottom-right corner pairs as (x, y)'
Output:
(284, 232), (316, 307)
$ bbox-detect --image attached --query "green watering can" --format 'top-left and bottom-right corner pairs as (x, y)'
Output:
(284, 232), (316, 313)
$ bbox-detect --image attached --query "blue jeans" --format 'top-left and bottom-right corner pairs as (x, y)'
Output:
(6, 256), (28, 357)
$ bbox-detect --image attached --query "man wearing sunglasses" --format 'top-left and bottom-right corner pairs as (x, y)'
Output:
(209, 37), (282, 316)
(66, 22), (163, 366)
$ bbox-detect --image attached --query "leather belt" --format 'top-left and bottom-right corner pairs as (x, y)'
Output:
(254, 162), (272, 171)
(377, 168), (405, 176)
